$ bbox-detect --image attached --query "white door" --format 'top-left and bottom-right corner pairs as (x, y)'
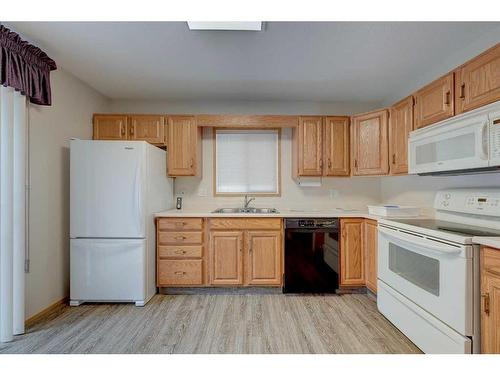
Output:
(70, 238), (146, 302)
(378, 226), (473, 335)
(70, 140), (146, 238)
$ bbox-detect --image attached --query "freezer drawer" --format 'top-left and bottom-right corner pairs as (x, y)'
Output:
(70, 239), (147, 304)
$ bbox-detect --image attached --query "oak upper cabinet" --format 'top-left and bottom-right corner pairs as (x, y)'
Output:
(295, 116), (323, 176)
(339, 218), (365, 287)
(93, 114), (128, 140)
(129, 115), (165, 145)
(351, 109), (389, 176)
(323, 116), (350, 176)
(456, 43), (500, 115)
(246, 231), (282, 286)
(209, 231), (244, 285)
(414, 73), (454, 129)
(364, 219), (378, 294)
(167, 116), (202, 176)
(481, 247), (500, 353)
(389, 96), (414, 175)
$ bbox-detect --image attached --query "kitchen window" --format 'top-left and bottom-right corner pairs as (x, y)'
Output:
(214, 129), (280, 195)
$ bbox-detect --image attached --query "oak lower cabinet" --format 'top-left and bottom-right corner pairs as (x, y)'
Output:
(363, 219), (378, 293)
(209, 231), (244, 285)
(351, 109), (389, 176)
(389, 96), (414, 175)
(456, 43), (500, 115)
(167, 116), (202, 177)
(246, 231), (282, 285)
(208, 218), (283, 287)
(93, 114), (129, 140)
(481, 246), (500, 353)
(157, 218), (206, 287)
(339, 218), (365, 287)
(414, 73), (454, 129)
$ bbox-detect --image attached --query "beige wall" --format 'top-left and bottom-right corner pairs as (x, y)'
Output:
(26, 68), (109, 318)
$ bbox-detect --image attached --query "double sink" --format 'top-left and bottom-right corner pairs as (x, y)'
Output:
(211, 207), (279, 214)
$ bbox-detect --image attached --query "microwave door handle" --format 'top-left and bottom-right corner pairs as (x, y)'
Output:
(378, 227), (462, 256)
(479, 121), (489, 160)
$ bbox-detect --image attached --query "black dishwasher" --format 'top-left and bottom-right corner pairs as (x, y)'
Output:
(283, 218), (339, 294)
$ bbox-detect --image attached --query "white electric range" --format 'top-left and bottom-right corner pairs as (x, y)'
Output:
(377, 188), (500, 354)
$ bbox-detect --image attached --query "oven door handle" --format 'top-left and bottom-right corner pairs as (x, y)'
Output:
(378, 227), (463, 256)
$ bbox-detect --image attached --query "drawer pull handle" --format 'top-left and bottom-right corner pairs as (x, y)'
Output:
(175, 236), (186, 240)
(174, 271), (186, 276)
(175, 222), (186, 226)
(175, 249), (187, 255)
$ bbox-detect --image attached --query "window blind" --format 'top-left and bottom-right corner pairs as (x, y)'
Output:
(215, 130), (279, 194)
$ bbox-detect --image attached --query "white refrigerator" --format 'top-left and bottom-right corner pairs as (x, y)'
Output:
(69, 140), (173, 306)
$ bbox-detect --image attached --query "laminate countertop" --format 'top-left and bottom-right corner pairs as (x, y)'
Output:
(154, 208), (419, 221)
(472, 237), (500, 249)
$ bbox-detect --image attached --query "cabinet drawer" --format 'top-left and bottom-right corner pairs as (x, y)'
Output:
(209, 218), (282, 230)
(158, 231), (203, 245)
(158, 218), (203, 231)
(158, 245), (203, 258)
(158, 259), (203, 285)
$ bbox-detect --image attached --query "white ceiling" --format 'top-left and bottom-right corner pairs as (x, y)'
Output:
(6, 22), (500, 102)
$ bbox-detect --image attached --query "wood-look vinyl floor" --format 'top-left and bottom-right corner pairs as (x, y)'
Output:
(0, 294), (421, 354)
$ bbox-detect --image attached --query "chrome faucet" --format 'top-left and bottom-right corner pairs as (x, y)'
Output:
(243, 194), (255, 208)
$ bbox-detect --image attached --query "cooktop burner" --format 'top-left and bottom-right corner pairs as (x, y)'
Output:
(386, 219), (500, 238)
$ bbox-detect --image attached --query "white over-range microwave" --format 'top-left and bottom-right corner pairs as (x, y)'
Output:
(409, 101), (500, 175)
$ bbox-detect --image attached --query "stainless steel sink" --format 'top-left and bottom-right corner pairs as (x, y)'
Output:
(211, 207), (279, 214)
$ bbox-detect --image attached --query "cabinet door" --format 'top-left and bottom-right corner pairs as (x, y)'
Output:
(364, 219), (378, 294)
(209, 231), (243, 285)
(167, 116), (201, 176)
(323, 116), (350, 176)
(456, 43), (500, 114)
(93, 114), (128, 140)
(339, 218), (365, 287)
(481, 247), (500, 353)
(414, 73), (454, 129)
(129, 115), (165, 144)
(295, 116), (323, 176)
(246, 231), (282, 286)
(389, 96), (414, 175)
(351, 109), (389, 176)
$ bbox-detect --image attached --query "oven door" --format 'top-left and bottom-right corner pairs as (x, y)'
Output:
(378, 225), (473, 335)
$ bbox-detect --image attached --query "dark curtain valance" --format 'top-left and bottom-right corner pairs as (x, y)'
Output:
(0, 25), (57, 106)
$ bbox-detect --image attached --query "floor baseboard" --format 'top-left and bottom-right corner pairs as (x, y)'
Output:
(25, 297), (68, 328)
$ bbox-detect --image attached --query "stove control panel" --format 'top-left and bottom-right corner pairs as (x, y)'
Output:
(435, 188), (500, 216)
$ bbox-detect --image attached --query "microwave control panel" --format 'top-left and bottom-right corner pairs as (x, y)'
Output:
(491, 119), (500, 161)
(436, 189), (500, 216)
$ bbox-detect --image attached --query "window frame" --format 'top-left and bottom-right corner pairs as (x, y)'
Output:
(213, 127), (281, 197)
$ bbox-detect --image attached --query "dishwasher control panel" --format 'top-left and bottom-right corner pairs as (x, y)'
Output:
(285, 218), (339, 229)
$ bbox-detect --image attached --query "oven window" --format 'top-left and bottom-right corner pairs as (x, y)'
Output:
(389, 244), (440, 296)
